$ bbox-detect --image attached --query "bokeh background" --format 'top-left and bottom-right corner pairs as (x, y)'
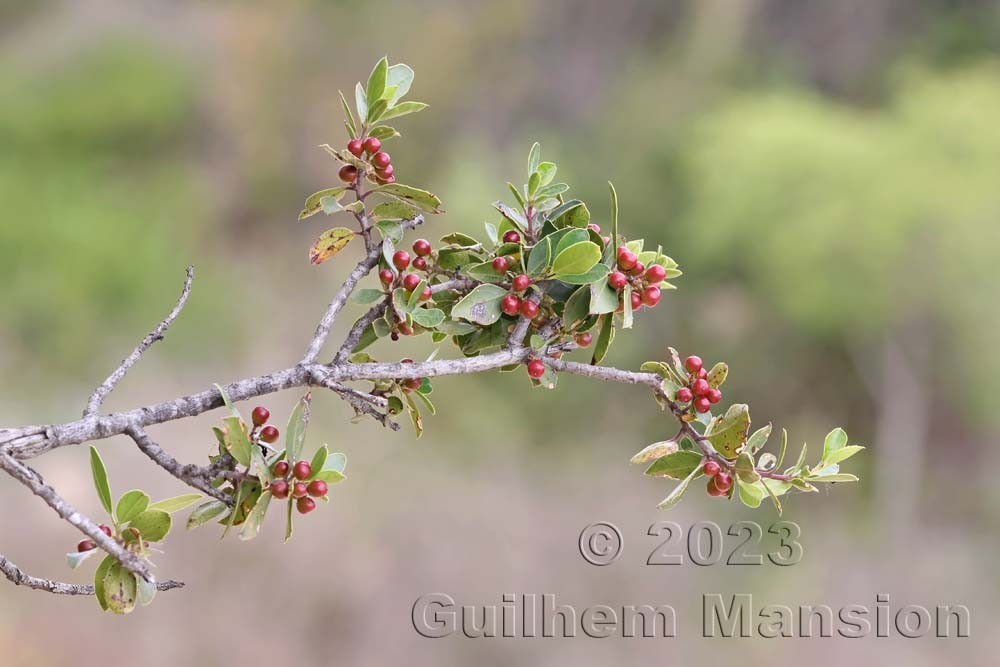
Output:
(1, 0), (997, 663)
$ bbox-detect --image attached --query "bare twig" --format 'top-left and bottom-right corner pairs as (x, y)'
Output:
(127, 427), (234, 505)
(0, 554), (183, 595)
(84, 266), (195, 417)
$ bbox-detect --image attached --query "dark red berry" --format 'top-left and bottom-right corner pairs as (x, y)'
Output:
(251, 406), (270, 427)
(707, 388), (723, 404)
(398, 322), (413, 336)
(381, 175), (396, 184)
(642, 285), (661, 307)
(715, 472), (733, 492)
(527, 359), (546, 379)
(492, 256), (509, 273)
(401, 358), (414, 363)
(412, 256), (428, 271)
(685, 355), (703, 373)
(692, 378), (711, 396)
(519, 300), (539, 319)
(372, 151), (391, 169)
(392, 250), (410, 271)
(630, 262), (646, 277)
(292, 482), (308, 498)
(501, 294), (521, 316)
(296, 497), (317, 515)
(347, 139), (364, 157)
(512, 274), (531, 292)
(98, 524), (113, 538)
(703, 460), (721, 477)
(420, 287), (433, 302)
(379, 269), (395, 286)
(390, 332), (400, 341)
(697, 368), (708, 379)
(270, 480), (290, 499)
(403, 377), (423, 391)
(78, 539), (97, 552)
(412, 239), (432, 257)
(260, 425), (279, 443)
(617, 248), (638, 271)
(706, 477), (726, 497)
(645, 265), (667, 284)
(609, 271), (628, 290)
(362, 137), (381, 154)
(676, 387), (693, 403)
(273, 461), (290, 478)
(502, 230), (521, 244)
(630, 292), (642, 310)
(402, 273), (421, 292)
(338, 165), (358, 183)
(587, 223), (601, 233)
(293, 461), (312, 481)
(694, 397), (712, 413)
(377, 164), (395, 179)
(307, 480), (328, 498)
(575, 332), (593, 348)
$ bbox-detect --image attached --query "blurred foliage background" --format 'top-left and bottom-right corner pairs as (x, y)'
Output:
(1, 1), (997, 664)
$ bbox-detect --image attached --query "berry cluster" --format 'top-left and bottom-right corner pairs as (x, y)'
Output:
(341, 136), (396, 185)
(269, 458), (327, 515)
(702, 460), (733, 497)
(379, 239), (437, 339)
(610, 246), (667, 312)
(674, 355), (723, 414)
(251, 405), (280, 445)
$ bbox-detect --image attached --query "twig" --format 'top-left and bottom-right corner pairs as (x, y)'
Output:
(84, 266), (195, 417)
(0, 554), (183, 595)
(127, 427), (234, 505)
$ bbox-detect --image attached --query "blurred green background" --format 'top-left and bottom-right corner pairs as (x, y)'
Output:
(1, 0), (996, 664)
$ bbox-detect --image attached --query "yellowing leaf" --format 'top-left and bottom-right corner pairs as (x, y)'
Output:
(309, 227), (356, 265)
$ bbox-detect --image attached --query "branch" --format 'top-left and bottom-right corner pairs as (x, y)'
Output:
(0, 554), (183, 595)
(84, 266), (195, 417)
(126, 427), (234, 505)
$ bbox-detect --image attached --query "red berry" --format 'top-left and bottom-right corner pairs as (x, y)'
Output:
(270, 480), (289, 499)
(293, 461), (313, 481)
(403, 377), (423, 391)
(98, 524), (113, 537)
(692, 378), (711, 396)
(527, 359), (546, 379)
(347, 139), (364, 157)
(492, 256), (510, 273)
(260, 425), (279, 443)
(381, 175), (397, 184)
(703, 460), (721, 477)
(684, 355), (703, 373)
(412, 239), (432, 256)
(645, 264), (667, 284)
(609, 271), (628, 290)
(401, 358), (414, 363)
(398, 322), (413, 336)
(676, 387), (693, 403)
(251, 406), (269, 427)
(307, 480), (328, 498)
(630, 261), (645, 277)
(707, 388), (722, 404)
(706, 477), (726, 497)
(575, 332), (593, 348)
(715, 472), (733, 492)
(587, 223), (601, 233)
(392, 250), (410, 271)
(362, 137), (381, 155)
(420, 287), (433, 302)
(519, 300), (539, 319)
(617, 248), (638, 271)
(379, 269), (395, 286)
(501, 294), (521, 316)
(377, 164), (395, 179)
(642, 285), (661, 307)
(602, 236), (611, 246)
(296, 497), (317, 515)
(630, 292), (642, 310)
(77, 539), (97, 552)
(502, 230), (521, 244)
(412, 257), (428, 271)
(512, 274), (531, 292)
(694, 397), (712, 413)
(697, 368), (708, 379)
(338, 164), (358, 183)
(292, 482), (308, 498)
(402, 273), (421, 292)
(372, 151), (391, 169)
(273, 461), (290, 477)
(391, 332), (400, 341)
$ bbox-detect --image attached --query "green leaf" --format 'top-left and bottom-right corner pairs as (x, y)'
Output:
(622, 284), (634, 329)
(314, 469), (346, 484)
(707, 362), (728, 389)
(589, 275), (619, 315)
(102, 561), (137, 615)
(89, 447), (113, 519)
(115, 490), (150, 525)
(705, 404), (751, 459)
(148, 494), (202, 514)
(822, 428), (848, 461)
(365, 57), (389, 109)
(67, 548), (99, 570)
(339, 90), (357, 138)
(527, 142), (541, 174)
(607, 182), (619, 265)
(526, 237), (553, 276)
(404, 392), (423, 438)
(137, 575), (157, 607)
(591, 313), (615, 365)
(451, 284), (509, 325)
(658, 465), (702, 510)
(222, 416), (252, 466)
(630, 440), (679, 464)
(94, 555), (114, 611)
(373, 183), (444, 213)
(309, 445), (329, 479)
(323, 451), (346, 472)
(186, 500), (228, 529)
(737, 480), (765, 508)
(379, 101), (428, 121)
(535, 161), (557, 186)
(238, 490), (272, 541)
(366, 98), (389, 123)
(309, 227), (356, 265)
(734, 452), (760, 483)
(746, 424), (772, 453)
(386, 63), (414, 104)
(352, 288), (385, 305)
(285, 392), (312, 467)
(368, 125), (400, 141)
(776, 428), (789, 468)
(552, 241), (601, 277)
(527, 171), (541, 199)
(563, 286), (591, 329)
(299, 187), (347, 220)
(810, 473), (859, 483)
(411, 308), (445, 328)
(824, 445), (865, 466)
(644, 451), (703, 479)
(372, 200), (417, 220)
(354, 82), (367, 123)
(128, 509), (172, 543)
(374, 219), (404, 243)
